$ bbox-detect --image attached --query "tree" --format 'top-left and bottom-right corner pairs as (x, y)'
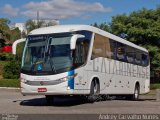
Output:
(21, 30), (27, 38)
(110, 7), (160, 70)
(25, 19), (45, 33)
(10, 28), (21, 42)
(92, 22), (111, 32)
(0, 18), (11, 40)
(111, 8), (160, 45)
(0, 18), (21, 43)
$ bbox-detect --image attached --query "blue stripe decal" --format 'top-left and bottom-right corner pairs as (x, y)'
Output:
(68, 70), (74, 89)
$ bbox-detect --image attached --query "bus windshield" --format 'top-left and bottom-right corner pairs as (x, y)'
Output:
(21, 31), (92, 75)
(21, 33), (73, 74)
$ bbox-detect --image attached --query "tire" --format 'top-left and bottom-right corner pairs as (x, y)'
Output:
(46, 95), (54, 105)
(133, 85), (140, 101)
(87, 80), (99, 103)
(126, 85), (140, 101)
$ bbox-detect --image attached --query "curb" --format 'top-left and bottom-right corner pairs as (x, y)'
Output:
(0, 87), (20, 90)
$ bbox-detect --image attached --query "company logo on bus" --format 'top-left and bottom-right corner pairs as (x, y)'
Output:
(40, 81), (44, 85)
(37, 64), (43, 71)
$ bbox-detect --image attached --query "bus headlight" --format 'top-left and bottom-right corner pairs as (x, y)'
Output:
(59, 73), (77, 82)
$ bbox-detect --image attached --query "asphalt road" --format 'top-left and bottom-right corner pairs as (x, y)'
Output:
(0, 89), (160, 114)
(0, 88), (159, 115)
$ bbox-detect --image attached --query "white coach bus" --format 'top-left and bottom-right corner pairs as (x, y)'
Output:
(13, 25), (150, 103)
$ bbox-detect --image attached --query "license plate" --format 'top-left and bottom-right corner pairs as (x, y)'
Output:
(38, 88), (47, 92)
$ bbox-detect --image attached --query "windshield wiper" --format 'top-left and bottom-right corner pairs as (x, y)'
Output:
(48, 57), (56, 73)
(44, 36), (59, 73)
(47, 44), (57, 73)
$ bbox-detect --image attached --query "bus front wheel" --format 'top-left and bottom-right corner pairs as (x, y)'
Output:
(87, 80), (99, 103)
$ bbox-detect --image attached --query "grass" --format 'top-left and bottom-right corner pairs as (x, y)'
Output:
(150, 83), (160, 90)
(0, 79), (20, 88)
(144, 89), (156, 96)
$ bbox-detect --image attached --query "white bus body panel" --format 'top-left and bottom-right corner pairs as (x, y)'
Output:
(85, 57), (150, 95)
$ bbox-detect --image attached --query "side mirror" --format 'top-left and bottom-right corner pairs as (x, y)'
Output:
(12, 38), (26, 55)
(70, 34), (85, 50)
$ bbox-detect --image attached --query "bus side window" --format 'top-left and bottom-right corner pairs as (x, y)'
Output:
(91, 34), (105, 59)
(82, 40), (89, 62)
(74, 40), (83, 65)
(108, 39), (116, 59)
(105, 38), (111, 58)
(135, 50), (142, 65)
(74, 39), (89, 66)
(116, 42), (126, 62)
(142, 53), (149, 66)
(126, 46), (134, 63)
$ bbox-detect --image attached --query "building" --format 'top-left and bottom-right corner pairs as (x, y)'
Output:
(32, 19), (59, 27)
(9, 23), (27, 34)
(15, 23), (27, 33)
(10, 19), (59, 34)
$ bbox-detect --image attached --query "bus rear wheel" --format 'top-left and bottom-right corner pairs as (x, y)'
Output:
(132, 85), (140, 100)
(127, 85), (140, 100)
(45, 95), (54, 105)
(87, 80), (99, 103)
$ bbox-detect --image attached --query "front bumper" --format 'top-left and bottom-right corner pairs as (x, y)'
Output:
(21, 82), (84, 95)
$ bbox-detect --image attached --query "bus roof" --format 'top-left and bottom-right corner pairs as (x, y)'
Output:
(29, 25), (148, 52)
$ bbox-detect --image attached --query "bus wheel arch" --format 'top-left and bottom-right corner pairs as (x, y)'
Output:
(93, 77), (100, 94)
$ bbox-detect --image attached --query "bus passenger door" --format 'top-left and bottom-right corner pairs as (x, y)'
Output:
(73, 40), (89, 91)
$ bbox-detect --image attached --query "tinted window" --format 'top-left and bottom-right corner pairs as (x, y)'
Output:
(141, 53), (149, 66)
(126, 46), (135, 63)
(73, 31), (92, 67)
(91, 34), (149, 67)
(74, 40), (88, 65)
(92, 34), (105, 59)
(135, 50), (142, 65)
(108, 39), (116, 59)
(116, 42), (126, 62)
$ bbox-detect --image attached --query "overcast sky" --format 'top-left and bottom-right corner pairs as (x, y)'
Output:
(0, 0), (159, 25)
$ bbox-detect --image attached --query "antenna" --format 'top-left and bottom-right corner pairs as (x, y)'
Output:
(37, 11), (39, 27)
